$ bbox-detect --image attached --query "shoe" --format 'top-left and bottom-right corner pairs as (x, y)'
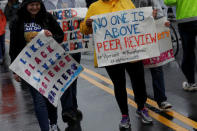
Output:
(158, 101), (172, 110)
(65, 121), (82, 131)
(50, 124), (60, 131)
(136, 108), (153, 124)
(182, 82), (197, 91)
(75, 109), (83, 121)
(62, 109), (83, 123)
(62, 110), (78, 123)
(119, 116), (131, 129)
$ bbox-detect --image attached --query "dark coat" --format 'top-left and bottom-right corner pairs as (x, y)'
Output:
(4, 0), (21, 21)
(85, 0), (97, 8)
(9, 0), (64, 62)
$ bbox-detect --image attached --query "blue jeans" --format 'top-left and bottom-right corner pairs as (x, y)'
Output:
(150, 66), (167, 105)
(0, 34), (5, 59)
(178, 21), (197, 84)
(22, 81), (57, 131)
(60, 53), (81, 112)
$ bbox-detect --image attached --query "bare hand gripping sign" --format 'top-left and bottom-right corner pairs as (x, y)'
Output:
(92, 7), (160, 67)
(49, 8), (93, 53)
(9, 31), (83, 106)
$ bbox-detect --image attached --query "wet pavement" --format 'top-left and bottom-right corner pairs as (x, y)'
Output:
(1, 26), (197, 131)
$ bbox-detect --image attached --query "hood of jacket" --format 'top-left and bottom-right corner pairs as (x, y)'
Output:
(17, 0), (47, 21)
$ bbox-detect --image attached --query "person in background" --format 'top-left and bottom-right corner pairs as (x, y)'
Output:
(171, 6), (176, 18)
(9, 0), (64, 131)
(43, 0), (83, 127)
(4, 0), (20, 21)
(158, 0), (168, 16)
(164, 0), (197, 91)
(80, 0), (153, 130)
(133, 0), (172, 110)
(43, 0), (75, 9)
(0, 9), (6, 64)
(61, 0), (75, 8)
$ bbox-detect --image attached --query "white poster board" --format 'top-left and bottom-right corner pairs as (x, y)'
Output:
(9, 31), (83, 106)
(143, 17), (175, 68)
(49, 8), (93, 53)
(92, 7), (160, 67)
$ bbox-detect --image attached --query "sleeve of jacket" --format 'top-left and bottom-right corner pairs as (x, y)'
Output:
(47, 13), (64, 44)
(164, 0), (177, 6)
(123, 0), (135, 9)
(80, 4), (95, 35)
(0, 10), (7, 29)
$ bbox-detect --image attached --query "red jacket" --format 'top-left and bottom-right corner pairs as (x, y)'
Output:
(0, 9), (6, 35)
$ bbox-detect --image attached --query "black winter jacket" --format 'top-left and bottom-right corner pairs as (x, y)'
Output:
(85, 0), (97, 8)
(9, 0), (64, 63)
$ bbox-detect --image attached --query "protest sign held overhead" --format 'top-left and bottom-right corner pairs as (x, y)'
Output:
(143, 17), (175, 68)
(9, 31), (83, 107)
(91, 7), (160, 67)
(49, 8), (93, 53)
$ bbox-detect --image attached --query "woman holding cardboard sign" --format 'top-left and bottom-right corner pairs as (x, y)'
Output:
(9, 0), (64, 131)
(80, 0), (153, 130)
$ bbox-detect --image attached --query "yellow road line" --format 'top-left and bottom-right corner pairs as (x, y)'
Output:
(83, 68), (113, 85)
(79, 73), (114, 95)
(127, 88), (197, 129)
(83, 68), (197, 129)
(79, 73), (189, 131)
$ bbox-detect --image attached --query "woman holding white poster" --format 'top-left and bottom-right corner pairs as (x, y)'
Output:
(9, 0), (64, 131)
(80, 0), (153, 130)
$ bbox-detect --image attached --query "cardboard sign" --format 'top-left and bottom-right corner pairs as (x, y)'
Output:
(143, 17), (175, 68)
(92, 7), (160, 67)
(9, 31), (83, 106)
(49, 8), (93, 53)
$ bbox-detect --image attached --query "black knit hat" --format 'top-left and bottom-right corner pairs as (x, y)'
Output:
(20, 0), (42, 7)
